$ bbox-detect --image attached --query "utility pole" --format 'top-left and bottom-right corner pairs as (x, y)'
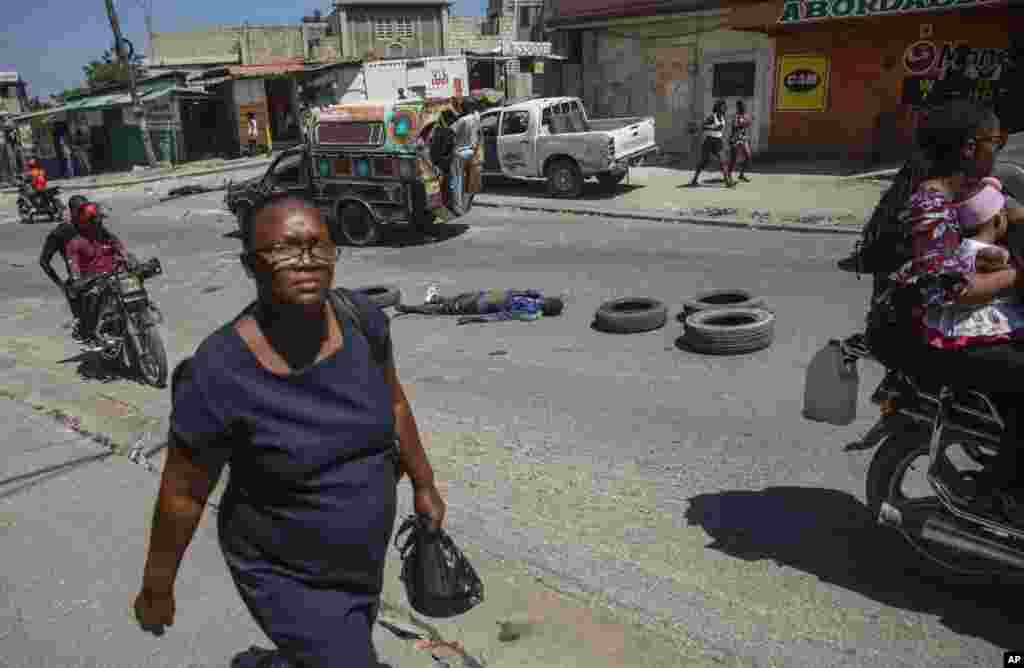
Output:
(104, 0), (157, 166)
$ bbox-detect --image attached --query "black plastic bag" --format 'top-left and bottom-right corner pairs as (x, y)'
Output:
(394, 514), (483, 618)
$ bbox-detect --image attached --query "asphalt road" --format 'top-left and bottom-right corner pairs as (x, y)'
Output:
(0, 183), (1016, 668)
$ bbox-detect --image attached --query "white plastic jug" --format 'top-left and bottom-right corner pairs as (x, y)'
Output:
(803, 339), (859, 426)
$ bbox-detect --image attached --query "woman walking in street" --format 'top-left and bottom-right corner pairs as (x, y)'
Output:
(689, 100), (735, 188)
(728, 100), (753, 183)
(133, 194), (446, 667)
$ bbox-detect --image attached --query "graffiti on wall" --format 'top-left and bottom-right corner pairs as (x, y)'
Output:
(901, 40), (1016, 108)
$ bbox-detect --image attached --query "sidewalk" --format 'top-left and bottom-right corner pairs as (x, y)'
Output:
(0, 154), (274, 195)
(473, 166), (890, 236)
(0, 395), (746, 668)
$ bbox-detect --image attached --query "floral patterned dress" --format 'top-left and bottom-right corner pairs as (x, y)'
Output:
(890, 187), (1024, 349)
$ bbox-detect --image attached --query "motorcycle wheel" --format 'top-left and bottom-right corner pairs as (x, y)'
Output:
(51, 198), (66, 222)
(130, 318), (168, 388)
(17, 198), (32, 224)
(867, 429), (1018, 578)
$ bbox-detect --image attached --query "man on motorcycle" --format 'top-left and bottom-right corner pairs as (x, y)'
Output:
(39, 197), (135, 347)
(40, 195), (89, 336)
(23, 159), (48, 209)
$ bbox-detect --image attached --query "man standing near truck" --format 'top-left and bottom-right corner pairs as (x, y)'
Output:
(448, 98), (481, 215)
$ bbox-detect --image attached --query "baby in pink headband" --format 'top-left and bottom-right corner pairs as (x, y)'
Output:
(958, 177), (1011, 274)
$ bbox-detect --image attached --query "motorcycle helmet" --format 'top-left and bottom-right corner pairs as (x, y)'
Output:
(33, 174), (47, 191)
(77, 203), (98, 224)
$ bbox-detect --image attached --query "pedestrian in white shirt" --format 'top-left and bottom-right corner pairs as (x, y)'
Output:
(689, 100), (735, 188)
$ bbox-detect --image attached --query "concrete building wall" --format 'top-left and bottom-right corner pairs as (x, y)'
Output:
(149, 23), (337, 68)
(150, 28), (242, 66)
(338, 7), (445, 59)
(576, 13), (772, 158)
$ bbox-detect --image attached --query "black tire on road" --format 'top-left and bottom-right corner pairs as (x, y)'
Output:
(683, 307), (775, 355)
(546, 159), (584, 199)
(337, 202), (379, 247)
(680, 289), (766, 321)
(354, 284), (401, 309)
(597, 172), (626, 189)
(133, 322), (168, 388)
(593, 297), (668, 334)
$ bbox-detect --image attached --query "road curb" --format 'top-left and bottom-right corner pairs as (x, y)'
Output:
(472, 199), (863, 236)
(0, 159), (273, 195)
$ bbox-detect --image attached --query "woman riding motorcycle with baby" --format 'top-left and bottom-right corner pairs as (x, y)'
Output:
(845, 99), (1022, 520)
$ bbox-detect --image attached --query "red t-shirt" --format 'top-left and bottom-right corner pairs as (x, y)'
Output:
(64, 233), (124, 275)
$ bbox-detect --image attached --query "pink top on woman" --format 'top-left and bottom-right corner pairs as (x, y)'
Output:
(890, 186), (1024, 349)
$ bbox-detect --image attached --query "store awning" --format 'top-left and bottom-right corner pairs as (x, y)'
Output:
(10, 105), (70, 123)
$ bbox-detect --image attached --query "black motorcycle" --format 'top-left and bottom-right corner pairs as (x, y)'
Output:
(79, 257), (168, 388)
(838, 321), (1024, 578)
(17, 178), (66, 223)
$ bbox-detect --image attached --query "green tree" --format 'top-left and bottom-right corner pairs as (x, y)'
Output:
(53, 86), (90, 104)
(83, 49), (144, 88)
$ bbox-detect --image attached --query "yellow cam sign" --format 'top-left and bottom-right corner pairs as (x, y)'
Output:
(775, 55), (830, 112)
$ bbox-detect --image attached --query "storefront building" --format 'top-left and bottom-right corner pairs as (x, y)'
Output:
(548, 0), (776, 158)
(10, 74), (217, 174)
(727, 0), (1024, 164)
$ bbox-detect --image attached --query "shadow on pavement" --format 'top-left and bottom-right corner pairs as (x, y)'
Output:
(482, 177), (643, 201)
(57, 350), (123, 384)
(380, 224), (470, 248)
(685, 487), (1021, 649)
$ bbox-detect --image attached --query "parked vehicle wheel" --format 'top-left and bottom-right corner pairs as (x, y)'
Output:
(337, 202), (379, 247)
(680, 289), (767, 321)
(593, 297), (667, 334)
(597, 172), (626, 189)
(546, 159), (584, 199)
(683, 308), (775, 355)
(354, 284), (401, 309)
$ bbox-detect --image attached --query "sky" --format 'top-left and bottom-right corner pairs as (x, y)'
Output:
(1, 0), (486, 99)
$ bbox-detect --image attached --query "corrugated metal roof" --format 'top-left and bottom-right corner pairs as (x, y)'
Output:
(546, 0), (723, 26)
(227, 59), (310, 78)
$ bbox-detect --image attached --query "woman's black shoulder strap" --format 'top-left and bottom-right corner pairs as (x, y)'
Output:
(329, 287), (389, 368)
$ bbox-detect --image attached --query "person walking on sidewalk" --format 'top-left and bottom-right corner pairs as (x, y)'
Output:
(397, 287), (564, 324)
(689, 100), (735, 188)
(133, 194), (446, 668)
(727, 100), (753, 183)
(247, 112), (259, 156)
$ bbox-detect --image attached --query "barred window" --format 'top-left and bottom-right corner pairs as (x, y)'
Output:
(374, 17), (414, 40)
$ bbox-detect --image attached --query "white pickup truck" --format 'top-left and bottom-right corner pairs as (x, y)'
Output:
(480, 97), (659, 198)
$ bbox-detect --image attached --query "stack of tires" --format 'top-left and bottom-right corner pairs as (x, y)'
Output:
(591, 289), (774, 355)
(679, 289), (774, 355)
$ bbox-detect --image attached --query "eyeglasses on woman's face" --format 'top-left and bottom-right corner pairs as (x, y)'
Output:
(246, 240), (340, 268)
(976, 131), (1008, 152)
